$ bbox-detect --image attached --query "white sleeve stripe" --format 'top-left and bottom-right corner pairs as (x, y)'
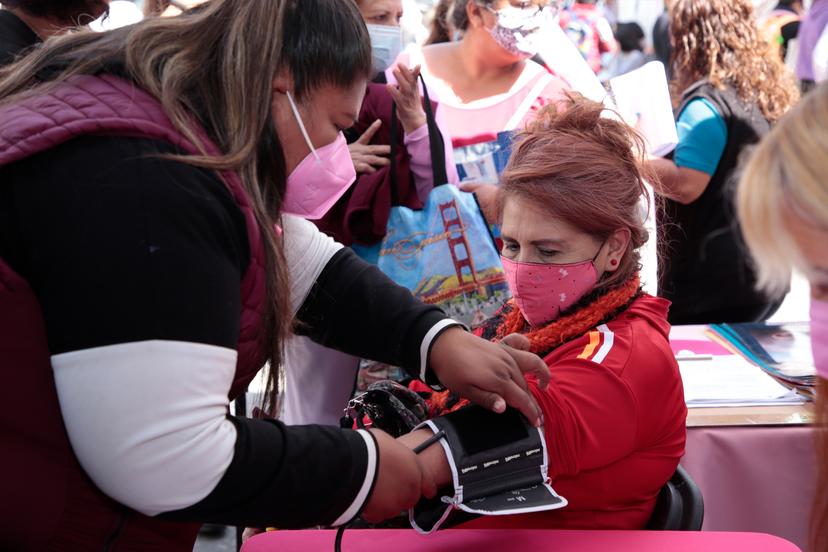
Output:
(52, 340), (238, 516)
(331, 429), (378, 526)
(419, 319), (465, 382)
(592, 324), (616, 364)
(281, 214), (344, 316)
(408, 419), (462, 535)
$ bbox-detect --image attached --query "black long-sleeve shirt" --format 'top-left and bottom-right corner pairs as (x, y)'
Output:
(0, 134), (455, 528)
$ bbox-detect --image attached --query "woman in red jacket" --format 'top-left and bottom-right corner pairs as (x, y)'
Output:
(402, 94), (687, 529)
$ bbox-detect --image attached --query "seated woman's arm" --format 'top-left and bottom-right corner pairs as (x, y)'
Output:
(401, 356), (641, 488)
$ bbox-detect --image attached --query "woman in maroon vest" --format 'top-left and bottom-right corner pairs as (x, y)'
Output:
(0, 1), (549, 550)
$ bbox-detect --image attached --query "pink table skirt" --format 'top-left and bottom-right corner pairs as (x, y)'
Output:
(241, 529), (800, 552)
(682, 426), (817, 550)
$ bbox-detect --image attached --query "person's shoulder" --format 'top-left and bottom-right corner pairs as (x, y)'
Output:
(539, 73), (572, 100)
(523, 59), (570, 91)
(551, 295), (672, 373)
(4, 134), (247, 250)
(679, 81), (728, 116)
(417, 41), (458, 73)
(389, 43), (428, 81)
(396, 41), (444, 69)
(35, 135), (234, 202)
(612, 294), (677, 370)
(679, 96), (723, 122)
(552, 322), (632, 371)
(0, 9), (40, 65)
(522, 62), (571, 110)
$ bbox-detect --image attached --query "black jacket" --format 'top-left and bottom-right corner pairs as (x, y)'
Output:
(0, 9), (40, 67)
(0, 134), (451, 534)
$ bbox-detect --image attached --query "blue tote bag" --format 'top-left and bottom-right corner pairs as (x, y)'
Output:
(352, 77), (510, 331)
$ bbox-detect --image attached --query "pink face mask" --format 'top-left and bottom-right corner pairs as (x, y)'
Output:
(811, 298), (828, 380)
(282, 91), (356, 220)
(501, 253), (600, 328)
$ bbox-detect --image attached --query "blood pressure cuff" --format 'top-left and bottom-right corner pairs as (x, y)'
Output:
(409, 405), (567, 534)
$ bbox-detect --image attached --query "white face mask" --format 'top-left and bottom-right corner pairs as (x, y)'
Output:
(367, 24), (403, 73)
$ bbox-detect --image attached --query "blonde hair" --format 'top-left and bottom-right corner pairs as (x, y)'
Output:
(736, 82), (828, 552)
(736, 82), (828, 297)
(0, 0), (372, 414)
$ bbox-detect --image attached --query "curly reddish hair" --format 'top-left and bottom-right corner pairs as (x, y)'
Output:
(498, 92), (652, 295)
(670, 0), (798, 123)
(2, 0), (109, 24)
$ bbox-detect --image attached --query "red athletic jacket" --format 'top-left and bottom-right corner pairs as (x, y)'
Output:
(467, 294), (687, 529)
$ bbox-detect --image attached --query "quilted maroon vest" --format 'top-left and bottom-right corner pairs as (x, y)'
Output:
(0, 74), (267, 551)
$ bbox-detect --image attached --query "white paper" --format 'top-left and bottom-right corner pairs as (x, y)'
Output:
(679, 355), (804, 408)
(609, 61), (678, 157)
(535, 24), (608, 104)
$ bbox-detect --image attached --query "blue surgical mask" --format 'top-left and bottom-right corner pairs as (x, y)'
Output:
(367, 24), (403, 73)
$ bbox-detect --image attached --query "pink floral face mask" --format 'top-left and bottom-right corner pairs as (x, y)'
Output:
(501, 252), (600, 327)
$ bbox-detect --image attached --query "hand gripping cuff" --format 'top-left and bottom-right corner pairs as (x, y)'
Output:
(408, 405), (567, 534)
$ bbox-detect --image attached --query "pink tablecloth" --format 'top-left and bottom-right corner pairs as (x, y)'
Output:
(682, 426), (817, 550)
(242, 529), (801, 552)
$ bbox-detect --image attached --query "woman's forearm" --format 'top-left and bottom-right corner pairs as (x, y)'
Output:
(647, 157), (711, 205)
(399, 429), (453, 489)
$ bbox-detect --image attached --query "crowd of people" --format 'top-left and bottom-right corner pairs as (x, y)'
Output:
(0, 0), (826, 551)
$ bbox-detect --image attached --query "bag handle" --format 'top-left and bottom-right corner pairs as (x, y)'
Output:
(420, 73), (449, 187)
(390, 101), (401, 207)
(388, 74), (450, 207)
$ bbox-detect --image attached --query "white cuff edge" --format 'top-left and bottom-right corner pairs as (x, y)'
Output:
(419, 319), (467, 383)
(330, 429), (378, 526)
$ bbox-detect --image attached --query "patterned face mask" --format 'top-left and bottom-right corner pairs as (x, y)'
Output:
(501, 246), (602, 327)
(482, 3), (553, 58)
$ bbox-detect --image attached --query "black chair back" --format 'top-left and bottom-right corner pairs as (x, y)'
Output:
(646, 465), (704, 531)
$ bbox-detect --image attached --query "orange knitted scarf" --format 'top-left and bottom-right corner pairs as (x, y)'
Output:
(494, 275), (641, 356)
(416, 275), (642, 418)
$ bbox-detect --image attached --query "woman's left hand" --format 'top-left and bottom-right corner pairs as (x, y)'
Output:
(349, 119), (391, 174)
(428, 328), (549, 427)
(387, 63), (427, 135)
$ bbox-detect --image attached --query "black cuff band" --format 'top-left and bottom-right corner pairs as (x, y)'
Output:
(409, 405), (566, 534)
